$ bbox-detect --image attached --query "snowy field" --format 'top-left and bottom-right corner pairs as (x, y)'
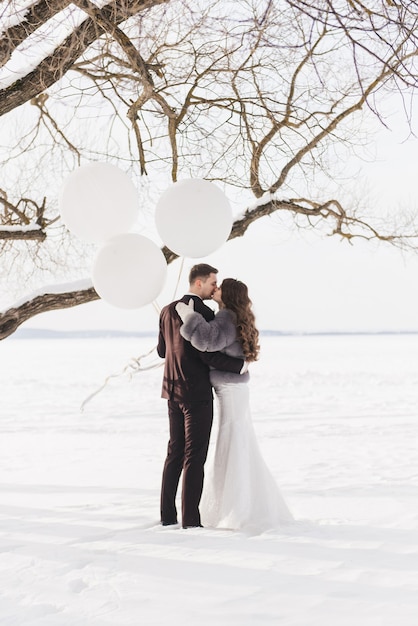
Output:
(1, 332), (418, 625)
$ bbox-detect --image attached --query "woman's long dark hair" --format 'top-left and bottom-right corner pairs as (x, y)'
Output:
(220, 278), (260, 362)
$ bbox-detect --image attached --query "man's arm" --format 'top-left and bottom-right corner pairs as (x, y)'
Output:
(198, 350), (244, 374)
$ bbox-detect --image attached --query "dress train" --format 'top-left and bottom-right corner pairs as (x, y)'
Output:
(200, 382), (293, 533)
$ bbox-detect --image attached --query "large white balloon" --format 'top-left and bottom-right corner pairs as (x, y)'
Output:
(92, 233), (167, 309)
(59, 162), (138, 243)
(155, 179), (233, 257)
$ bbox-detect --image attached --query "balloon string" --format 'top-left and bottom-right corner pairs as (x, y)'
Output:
(81, 258), (186, 413)
(153, 255), (185, 313)
(172, 256), (185, 299)
(80, 345), (163, 412)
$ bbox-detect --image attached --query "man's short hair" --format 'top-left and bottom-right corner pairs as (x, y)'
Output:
(188, 263), (218, 285)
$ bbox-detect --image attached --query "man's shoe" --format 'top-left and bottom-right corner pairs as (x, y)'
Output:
(182, 524), (203, 529)
(161, 520), (178, 526)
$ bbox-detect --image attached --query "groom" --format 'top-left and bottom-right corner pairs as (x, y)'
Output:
(157, 263), (245, 528)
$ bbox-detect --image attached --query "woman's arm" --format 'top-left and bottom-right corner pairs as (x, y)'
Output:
(176, 301), (237, 352)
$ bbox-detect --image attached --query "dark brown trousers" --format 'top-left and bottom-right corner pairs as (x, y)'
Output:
(160, 399), (213, 527)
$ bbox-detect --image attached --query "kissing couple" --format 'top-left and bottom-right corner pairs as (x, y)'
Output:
(157, 263), (293, 533)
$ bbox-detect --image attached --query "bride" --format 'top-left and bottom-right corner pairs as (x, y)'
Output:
(176, 278), (293, 534)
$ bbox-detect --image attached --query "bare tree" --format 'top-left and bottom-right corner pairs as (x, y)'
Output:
(0, 0), (417, 338)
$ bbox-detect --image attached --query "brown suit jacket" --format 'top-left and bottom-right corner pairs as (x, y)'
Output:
(157, 294), (244, 403)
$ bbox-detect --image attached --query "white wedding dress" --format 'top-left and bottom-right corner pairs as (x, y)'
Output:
(200, 380), (293, 533)
(178, 306), (294, 534)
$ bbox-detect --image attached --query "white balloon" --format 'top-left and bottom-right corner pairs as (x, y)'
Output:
(59, 162), (138, 243)
(92, 233), (167, 309)
(155, 179), (233, 257)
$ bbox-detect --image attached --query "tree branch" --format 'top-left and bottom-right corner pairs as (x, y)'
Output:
(0, 285), (99, 340)
(0, 229), (46, 241)
(0, 0), (171, 117)
(0, 0), (72, 67)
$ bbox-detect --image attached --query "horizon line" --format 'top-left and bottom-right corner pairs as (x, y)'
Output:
(9, 328), (418, 340)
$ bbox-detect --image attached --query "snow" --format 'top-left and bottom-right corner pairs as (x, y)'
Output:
(0, 3), (89, 90)
(1, 279), (94, 313)
(1, 332), (418, 625)
(0, 224), (41, 232)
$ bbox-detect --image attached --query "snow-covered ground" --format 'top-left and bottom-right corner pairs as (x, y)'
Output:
(1, 333), (418, 625)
